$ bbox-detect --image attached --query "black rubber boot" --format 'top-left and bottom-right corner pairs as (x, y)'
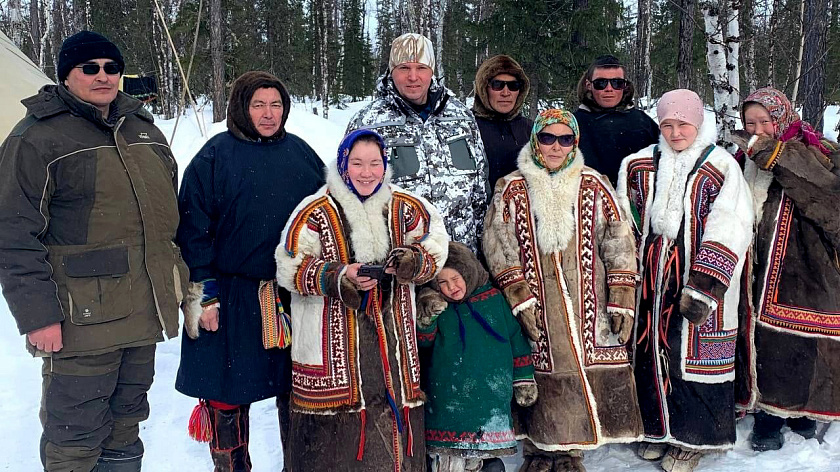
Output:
(208, 404), (252, 472)
(787, 416), (817, 439)
(751, 411), (785, 451)
(480, 457), (506, 472)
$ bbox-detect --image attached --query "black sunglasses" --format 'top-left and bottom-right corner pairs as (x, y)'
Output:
(75, 62), (122, 76)
(489, 79), (523, 92)
(591, 78), (627, 91)
(536, 132), (576, 147)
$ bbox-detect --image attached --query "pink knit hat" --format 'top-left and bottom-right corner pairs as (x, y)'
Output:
(657, 89), (704, 129)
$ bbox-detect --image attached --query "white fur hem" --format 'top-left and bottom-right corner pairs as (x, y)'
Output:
(641, 436), (734, 452)
(518, 434), (645, 452)
(512, 297), (537, 315)
(753, 403), (840, 423)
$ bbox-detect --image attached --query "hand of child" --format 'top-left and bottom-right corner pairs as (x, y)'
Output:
(517, 305), (541, 342)
(514, 383), (538, 407)
(416, 286), (447, 328)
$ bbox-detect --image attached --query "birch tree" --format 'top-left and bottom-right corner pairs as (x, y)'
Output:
(702, 0), (740, 146)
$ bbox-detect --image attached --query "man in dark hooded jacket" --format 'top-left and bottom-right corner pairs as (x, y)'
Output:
(472, 55), (533, 193)
(574, 55), (659, 185)
(0, 31), (188, 472)
(175, 71), (325, 471)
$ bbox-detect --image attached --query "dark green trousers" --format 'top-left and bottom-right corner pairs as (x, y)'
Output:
(39, 345), (156, 472)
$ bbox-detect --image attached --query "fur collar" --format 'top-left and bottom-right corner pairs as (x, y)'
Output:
(743, 159), (774, 223)
(649, 119), (717, 239)
(325, 164), (393, 264)
(517, 144), (584, 254)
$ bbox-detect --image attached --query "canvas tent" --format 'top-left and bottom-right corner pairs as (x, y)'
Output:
(1, 30), (52, 139)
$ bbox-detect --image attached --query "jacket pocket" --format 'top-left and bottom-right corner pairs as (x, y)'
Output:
(64, 247), (133, 325)
(386, 136), (421, 180)
(446, 135), (477, 171)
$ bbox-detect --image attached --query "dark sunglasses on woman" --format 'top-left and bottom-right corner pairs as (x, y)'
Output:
(74, 62), (123, 76)
(591, 78), (627, 91)
(536, 132), (576, 147)
(489, 79), (523, 92)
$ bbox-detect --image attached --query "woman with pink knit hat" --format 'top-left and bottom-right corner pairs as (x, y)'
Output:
(616, 89), (754, 471)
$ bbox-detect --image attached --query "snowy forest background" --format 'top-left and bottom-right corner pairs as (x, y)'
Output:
(1, 0), (839, 139)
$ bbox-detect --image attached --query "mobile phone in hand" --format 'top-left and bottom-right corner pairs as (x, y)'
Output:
(358, 264), (386, 281)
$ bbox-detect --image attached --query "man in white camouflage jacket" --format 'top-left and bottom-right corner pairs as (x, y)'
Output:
(346, 33), (489, 252)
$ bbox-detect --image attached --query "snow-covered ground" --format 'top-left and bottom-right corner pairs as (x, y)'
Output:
(3, 100), (840, 471)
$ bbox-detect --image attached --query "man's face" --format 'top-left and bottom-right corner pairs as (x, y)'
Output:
(391, 63), (433, 106)
(587, 67), (625, 109)
(64, 58), (121, 112)
(249, 87), (284, 137)
(487, 73), (520, 115)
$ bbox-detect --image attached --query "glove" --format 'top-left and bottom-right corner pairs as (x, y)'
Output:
(416, 286), (447, 328)
(514, 383), (538, 407)
(517, 304), (541, 342)
(679, 289), (715, 326)
(387, 246), (420, 284)
(339, 275), (362, 311)
(609, 308), (634, 344)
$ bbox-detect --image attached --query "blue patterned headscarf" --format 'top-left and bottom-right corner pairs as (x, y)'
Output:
(336, 129), (388, 201)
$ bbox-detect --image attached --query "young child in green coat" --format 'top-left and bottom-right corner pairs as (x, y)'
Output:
(418, 241), (537, 472)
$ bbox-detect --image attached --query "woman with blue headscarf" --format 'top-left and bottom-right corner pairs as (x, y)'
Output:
(275, 129), (449, 471)
(483, 109), (643, 471)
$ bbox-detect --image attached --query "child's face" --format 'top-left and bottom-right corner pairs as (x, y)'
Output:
(660, 118), (698, 152)
(436, 267), (467, 301)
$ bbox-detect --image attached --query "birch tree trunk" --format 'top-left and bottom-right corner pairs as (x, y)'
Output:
(433, 0), (447, 80)
(677, 0), (695, 89)
(210, 0), (225, 122)
(800, 0), (828, 128)
(791, 0), (806, 105)
(741, 0), (757, 94)
(702, 0), (740, 146)
(635, 0), (653, 105)
(39, 2), (53, 71)
(8, 0), (25, 48)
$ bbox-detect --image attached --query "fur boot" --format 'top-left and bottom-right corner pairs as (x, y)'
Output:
(91, 456), (142, 472)
(660, 447), (702, 472)
(208, 404), (252, 472)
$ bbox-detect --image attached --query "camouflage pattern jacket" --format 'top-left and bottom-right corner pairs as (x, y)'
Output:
(346, 75), (489, 252)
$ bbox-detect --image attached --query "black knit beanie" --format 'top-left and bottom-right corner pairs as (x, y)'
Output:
(57, 31), (124, 82)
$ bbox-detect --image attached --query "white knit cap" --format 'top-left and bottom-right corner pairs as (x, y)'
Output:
(389, 33), (435, 71)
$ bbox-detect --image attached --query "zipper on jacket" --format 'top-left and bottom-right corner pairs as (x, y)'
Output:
(112, 117), (171, 337)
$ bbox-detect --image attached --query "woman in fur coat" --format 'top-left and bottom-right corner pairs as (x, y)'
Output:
(617, 89), (754, 471)
(275, 129), (449, 471)
(484, 108), (644, 472)
(731, 87), (840, 452)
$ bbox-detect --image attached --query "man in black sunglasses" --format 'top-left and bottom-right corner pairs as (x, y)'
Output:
(0, 31), (184, 472)
(573, 54), (659, 186)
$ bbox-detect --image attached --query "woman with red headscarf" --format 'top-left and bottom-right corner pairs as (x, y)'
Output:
(734, 87), (840, 452)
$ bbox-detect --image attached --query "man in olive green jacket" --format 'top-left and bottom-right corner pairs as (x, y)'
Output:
(0, 31), (187, 472)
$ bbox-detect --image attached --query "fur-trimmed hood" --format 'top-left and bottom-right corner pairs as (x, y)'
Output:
(431, 241), (488, 301)
(472, 55), (530, 121)
(517, 143), (584, 254)
(325, 162), (394, 264)
(649, 116), (717, 239)
(226, 71), (292, 142)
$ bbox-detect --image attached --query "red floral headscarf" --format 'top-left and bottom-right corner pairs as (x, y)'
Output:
(742, 87), (830, 156)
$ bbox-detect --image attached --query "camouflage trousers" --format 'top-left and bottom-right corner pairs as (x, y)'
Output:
(39, 345), (155, 472)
